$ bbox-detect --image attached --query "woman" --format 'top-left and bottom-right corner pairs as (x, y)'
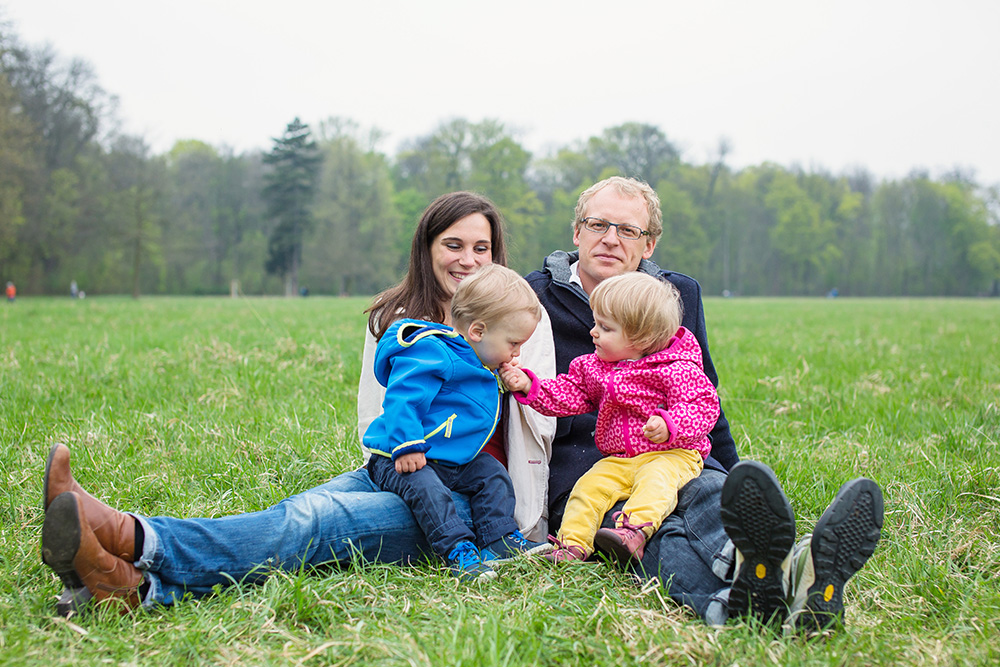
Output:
(41, 191), (556, 614)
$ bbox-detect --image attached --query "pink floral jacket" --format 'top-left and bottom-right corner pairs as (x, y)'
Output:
(514, 326), (720, 459)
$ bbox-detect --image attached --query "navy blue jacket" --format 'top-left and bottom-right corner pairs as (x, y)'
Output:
(525, 251), (739, 514)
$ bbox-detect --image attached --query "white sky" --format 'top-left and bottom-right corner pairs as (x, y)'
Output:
(3, 0), (999, 185)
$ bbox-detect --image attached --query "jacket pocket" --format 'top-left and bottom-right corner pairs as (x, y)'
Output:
(426, 413), (457, 439)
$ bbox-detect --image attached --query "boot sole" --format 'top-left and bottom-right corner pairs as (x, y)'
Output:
(721, 461), (796, 624)
(42, 493), (88, 596)
(796, 478), (884, 631)
(593, 530), (641, 564)
(57, 585), (94, 617)
(43, 446), (96, 615)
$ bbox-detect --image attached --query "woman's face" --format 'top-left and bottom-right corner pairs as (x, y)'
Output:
(430, 213), (493, 300)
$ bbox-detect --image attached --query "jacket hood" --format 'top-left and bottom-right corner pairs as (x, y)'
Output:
(373, 319), (477, 386)
(542, 250), (664, 296)
(642, 326), (704, 369)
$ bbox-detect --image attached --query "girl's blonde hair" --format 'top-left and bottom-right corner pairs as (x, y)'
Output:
(590, 273), (682, 356)
(451, 264), (542, 328)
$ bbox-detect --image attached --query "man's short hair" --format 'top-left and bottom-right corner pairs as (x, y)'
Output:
(451, 264), (542, 327)
(589, 272), (682, 356)
(574, 176), (663, 240)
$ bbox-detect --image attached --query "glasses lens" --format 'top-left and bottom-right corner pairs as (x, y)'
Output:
(585, 218), (609, 233)
(621, 225), (645, 240)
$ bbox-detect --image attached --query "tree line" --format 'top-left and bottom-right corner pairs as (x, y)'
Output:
(2, 29), (998, 298)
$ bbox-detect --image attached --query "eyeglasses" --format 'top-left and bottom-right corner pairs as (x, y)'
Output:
(580, 217), (651, 241)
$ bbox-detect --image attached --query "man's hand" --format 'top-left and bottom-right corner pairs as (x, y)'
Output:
(499, 361), (531, 393)
(395, 452), (426, 474)
(642, 415), (669, 444)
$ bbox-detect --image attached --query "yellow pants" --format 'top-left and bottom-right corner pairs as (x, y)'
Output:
(558, 448), (704, 553)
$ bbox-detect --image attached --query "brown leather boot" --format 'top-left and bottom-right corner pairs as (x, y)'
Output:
(42, 491), (143, 615)
(43, 443), (136, 561)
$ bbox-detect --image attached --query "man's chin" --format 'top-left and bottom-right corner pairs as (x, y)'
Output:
(580, 261), (628, 292)
(594, 267), (628, 283)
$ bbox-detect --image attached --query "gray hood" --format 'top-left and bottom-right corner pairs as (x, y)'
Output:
(541, 250), (664, 300)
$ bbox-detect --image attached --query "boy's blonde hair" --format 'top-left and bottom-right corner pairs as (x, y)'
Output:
(451, 264), (542, 328)
(589, 273), (683, 356)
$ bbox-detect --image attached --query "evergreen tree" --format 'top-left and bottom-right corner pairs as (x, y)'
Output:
(262, 118), (321, 296)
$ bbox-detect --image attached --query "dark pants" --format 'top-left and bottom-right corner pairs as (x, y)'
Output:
(638, 469), (731, 619)
(367, 453), (518, 558)
(552, 468), (731, 621)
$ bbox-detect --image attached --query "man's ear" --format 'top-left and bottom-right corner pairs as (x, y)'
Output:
(466, 320), (487, 342)
(642, 236), (657, 259)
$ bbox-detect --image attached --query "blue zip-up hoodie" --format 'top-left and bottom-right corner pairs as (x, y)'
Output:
(363, 318), (503, 465)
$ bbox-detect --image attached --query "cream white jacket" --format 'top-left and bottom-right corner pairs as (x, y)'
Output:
(356, 310), (557, 541)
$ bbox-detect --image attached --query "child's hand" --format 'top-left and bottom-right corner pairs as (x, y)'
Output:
(643, 415), (669, 443)
(499, 362), (530, 393)
(395, 452), (426, 474)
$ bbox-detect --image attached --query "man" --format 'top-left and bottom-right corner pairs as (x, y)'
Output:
(523, 176), (883, 629)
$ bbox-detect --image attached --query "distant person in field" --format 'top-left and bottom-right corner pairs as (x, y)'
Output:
(500, 272), (718, 565)
(39, 182), (882, 634)
(365, 264), (551, 582)
(5, 281), (15, 302)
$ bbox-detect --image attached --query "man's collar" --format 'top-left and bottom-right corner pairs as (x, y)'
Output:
(541, 248), (664, 290)
(568, 260), (583, 290)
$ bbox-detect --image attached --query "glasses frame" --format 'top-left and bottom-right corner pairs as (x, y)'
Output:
(579, 217), (651, 241)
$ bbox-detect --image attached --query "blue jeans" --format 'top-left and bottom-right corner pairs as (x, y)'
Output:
(134, 470), (473, 606)
(367, 453), (518, 557)
(135, 468), (733, 619)
(635, 468), (732, 622)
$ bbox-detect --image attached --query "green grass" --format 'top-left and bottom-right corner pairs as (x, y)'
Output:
(2, 295), (999, 666)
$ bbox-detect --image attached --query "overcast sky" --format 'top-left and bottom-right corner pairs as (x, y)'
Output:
(4, 0), (999, 185)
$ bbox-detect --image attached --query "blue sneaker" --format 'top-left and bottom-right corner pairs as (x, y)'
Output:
(480, 530), (553, 564)
(446, 541), (497, 583)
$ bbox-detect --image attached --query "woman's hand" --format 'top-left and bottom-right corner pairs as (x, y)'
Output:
(499, 361), (530, 393)
(395, 452), (426, 474)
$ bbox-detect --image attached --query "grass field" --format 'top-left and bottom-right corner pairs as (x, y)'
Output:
(1, 295), (998, 666)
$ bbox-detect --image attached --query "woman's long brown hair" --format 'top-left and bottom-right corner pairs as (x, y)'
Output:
(365, 191), (508, 339)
